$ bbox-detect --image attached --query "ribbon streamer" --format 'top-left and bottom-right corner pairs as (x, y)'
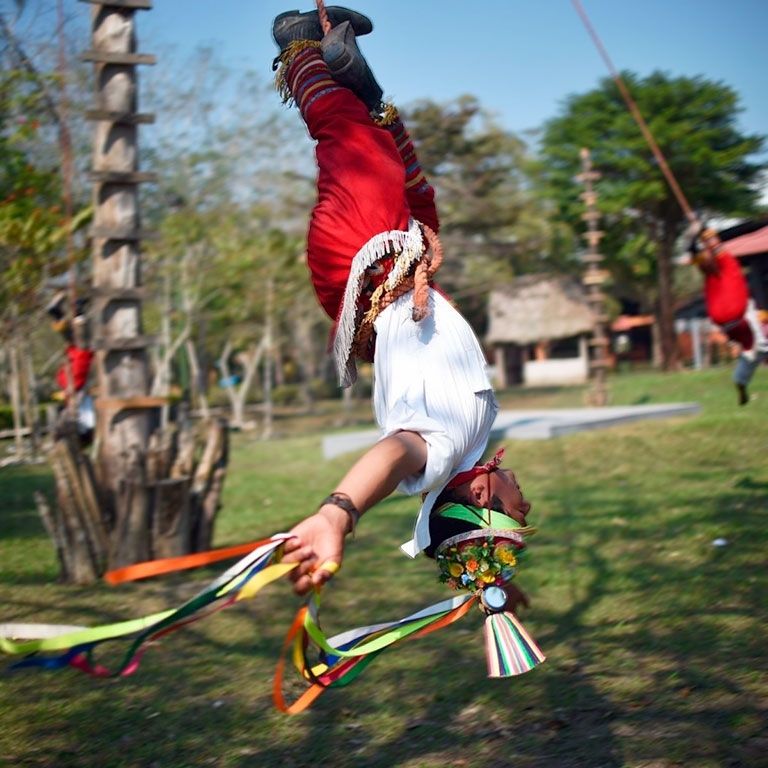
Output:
(1, 535), (295, 676)
(3, 528), (545, 713)
(273, 592), (478, 713)
(103, 538), (276, 585)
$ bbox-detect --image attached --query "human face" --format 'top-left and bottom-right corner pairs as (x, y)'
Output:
(699, 230), (721, 259)
(485, 469), (531, 526)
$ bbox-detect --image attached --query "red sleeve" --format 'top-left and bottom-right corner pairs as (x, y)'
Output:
(56, 346), (94, 391)
(703, 251), (749, 325)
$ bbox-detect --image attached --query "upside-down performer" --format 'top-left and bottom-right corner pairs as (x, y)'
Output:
(271, 7), (534, 607)
(0, 6), (544, 707)
(689, 226), (768, 405)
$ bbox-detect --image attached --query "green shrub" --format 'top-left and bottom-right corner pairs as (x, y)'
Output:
(0, 404), (57, 431)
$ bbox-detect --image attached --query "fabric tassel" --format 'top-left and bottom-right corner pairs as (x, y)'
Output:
(483, 611), (546, 678)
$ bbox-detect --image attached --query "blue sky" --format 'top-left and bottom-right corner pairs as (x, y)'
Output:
(125, 0), (768, 144)
(14, 1), (767, 152)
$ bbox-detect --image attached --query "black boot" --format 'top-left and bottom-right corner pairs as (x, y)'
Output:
(272, 6), (372, 51)
(321, 20), (383, 112)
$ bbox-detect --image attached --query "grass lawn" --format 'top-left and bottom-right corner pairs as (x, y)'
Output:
(1, 366), (766, 768)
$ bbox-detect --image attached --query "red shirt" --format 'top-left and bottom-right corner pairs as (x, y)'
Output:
(56, 346), (94, 392)
(704, 250), (749, 326)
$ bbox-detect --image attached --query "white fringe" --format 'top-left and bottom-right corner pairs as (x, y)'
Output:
(333, 218), (424, 387)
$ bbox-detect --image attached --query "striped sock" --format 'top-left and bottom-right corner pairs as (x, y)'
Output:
(385, 112), (432, 198)
(378, 107), (437, 229)
(278, 43), (342, 117)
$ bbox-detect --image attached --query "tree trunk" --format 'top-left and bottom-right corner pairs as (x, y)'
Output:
(262, 278), (274, 440)
(218, 338), (265, 430)
(46, 430), (108, 582)
(293, 307), (318, 410)
(190, 418), (229, 551)
(23, 347), (41, 456)
(185, 339), (210, 420)
(8, 332), (25, 459)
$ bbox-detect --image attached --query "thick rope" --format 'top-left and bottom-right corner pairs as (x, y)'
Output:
(571, 0), (698, 226)
(352, 224), (444, 359)
(315, 0), (331, 35)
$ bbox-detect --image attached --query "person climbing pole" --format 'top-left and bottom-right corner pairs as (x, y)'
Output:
(689, 225), (768, 405)
(47, 291), (95, 443)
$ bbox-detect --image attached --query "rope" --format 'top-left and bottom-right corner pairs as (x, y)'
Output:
(352, 224), (444, 359)
(571, 0), (698, 226)
(315, 0), (331, 35)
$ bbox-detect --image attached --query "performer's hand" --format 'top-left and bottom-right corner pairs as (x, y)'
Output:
(503, 583), (530, 613)
(282, 505), (349, 595)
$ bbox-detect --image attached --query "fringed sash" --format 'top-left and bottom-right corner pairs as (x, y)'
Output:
(332, 218), (424, 386)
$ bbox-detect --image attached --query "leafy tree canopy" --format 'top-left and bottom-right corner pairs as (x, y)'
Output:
(539, 70), (766, 307)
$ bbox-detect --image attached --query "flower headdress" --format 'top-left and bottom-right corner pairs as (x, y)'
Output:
(1, 496), (545, 711)
(431, 503), (545, 677)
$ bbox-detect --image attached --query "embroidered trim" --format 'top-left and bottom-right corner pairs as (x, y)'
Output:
(274, 41), (323, 105)
(434, 528), (530, 557)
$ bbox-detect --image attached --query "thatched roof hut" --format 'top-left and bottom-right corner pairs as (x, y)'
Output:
(486, 275), (594, 345)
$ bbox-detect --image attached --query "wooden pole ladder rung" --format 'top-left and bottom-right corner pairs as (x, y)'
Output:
(81, 51), (156, 66)
(95, 396), (166, 412)
(85, 110), (155, 124)
(88, 170), (157, 184)
(79, 0), (152, 9)
(90, 287), (147, 301)
(94, 334), (155, 351)
(89, 226), (159, 241)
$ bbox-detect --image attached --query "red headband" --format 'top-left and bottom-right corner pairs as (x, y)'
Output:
(446, 447), (505, 489)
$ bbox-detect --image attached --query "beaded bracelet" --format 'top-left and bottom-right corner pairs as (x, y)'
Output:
(319, 492), (360, 535)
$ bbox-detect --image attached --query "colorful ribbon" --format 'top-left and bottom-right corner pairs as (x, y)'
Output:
(273, 592), (478, 714)
(1, 535), (295, 676)
(2, 528), (545, 713)
(103, 539), (276, 585)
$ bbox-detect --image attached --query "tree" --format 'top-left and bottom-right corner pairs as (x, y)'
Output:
(140, 53), (326, 426)
(402, 96), (566, 330)
(0, 54), (90, 458)
(539, 71), (766, 369)
(203, 207), (313, 430)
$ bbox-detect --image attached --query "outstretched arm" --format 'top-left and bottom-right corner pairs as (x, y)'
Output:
(282, 430), (427, 595)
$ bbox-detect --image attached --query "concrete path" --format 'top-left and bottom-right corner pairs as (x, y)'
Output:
(322, 403), (701, 459)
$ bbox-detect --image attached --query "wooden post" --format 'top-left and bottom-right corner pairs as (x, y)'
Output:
(37, 1), (230, 582)
(84, 0), (157, 522)
(577, 148), (610, 406)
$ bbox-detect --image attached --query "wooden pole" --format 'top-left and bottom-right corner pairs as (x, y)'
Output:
(577, 148), (610, 407)
(85, 0), (157, 563)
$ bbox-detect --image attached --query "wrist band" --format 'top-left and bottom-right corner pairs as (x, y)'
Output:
(320, 493), (360, 534)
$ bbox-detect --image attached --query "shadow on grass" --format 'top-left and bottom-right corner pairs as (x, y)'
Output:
(0, 465), (54, 541)
(2, 447), (767, 766)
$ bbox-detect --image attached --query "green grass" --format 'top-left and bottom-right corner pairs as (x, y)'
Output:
(1, 366), (766, 768)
